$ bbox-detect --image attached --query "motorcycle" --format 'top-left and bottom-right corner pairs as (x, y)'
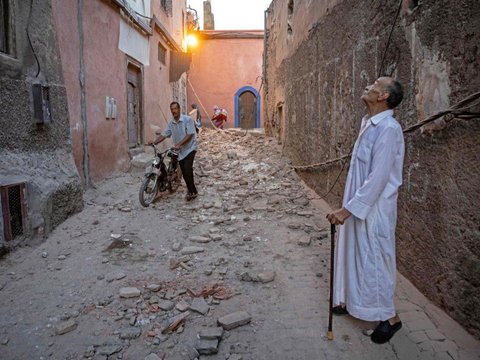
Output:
(139, 144), (179, 207)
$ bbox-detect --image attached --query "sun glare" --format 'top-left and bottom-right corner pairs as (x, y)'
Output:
(187, 34), (198, 48)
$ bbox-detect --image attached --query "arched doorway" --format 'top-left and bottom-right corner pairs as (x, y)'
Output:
(234, 86), (260, 129)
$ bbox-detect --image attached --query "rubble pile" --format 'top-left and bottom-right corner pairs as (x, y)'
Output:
(0, 128), (329, 360)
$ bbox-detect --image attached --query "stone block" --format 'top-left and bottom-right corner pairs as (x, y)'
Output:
(297, 235), (311, 247)
(158, 300), (175, 311)
(119, 287), (141, 298)
(55, 319), (77, 335)
(217, 311), (251, 330)
(190, 297), (209, 315)
(198, 327), (224, 340)
(97, 345), (122, 356)
(119, 327), (141, 339)
(181, 246), (205, 255)
(195, 338), (218, 355)
(189, 236), (211, 243)
(176, 300), (190, 312)
(258, 271), (276, 283)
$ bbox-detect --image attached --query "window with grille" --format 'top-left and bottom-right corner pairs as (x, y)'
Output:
(172, 81), (179, 102)
(0, 0), (11, 54)
(1, 183), (27, 242)
(158, 43), (167, 64)
(287, 0), (294, 37)
(160, 0), (172, 16)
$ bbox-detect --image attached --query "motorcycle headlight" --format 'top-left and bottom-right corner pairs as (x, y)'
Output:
(153, 157), (160, 166)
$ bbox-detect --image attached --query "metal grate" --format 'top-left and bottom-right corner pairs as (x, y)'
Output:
(1, 183), (26, 241)
(8, 185), (23, 238)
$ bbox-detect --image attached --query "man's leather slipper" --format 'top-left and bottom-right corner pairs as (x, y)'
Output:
(371, 320), (402, 344)
(332, 305), (349, 315)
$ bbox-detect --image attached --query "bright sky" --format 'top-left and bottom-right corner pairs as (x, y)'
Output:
(187, 0), (272, 30)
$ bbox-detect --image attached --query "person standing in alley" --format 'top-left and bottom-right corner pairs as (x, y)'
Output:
(212, 105), (227, 129)
(151, 102), (198, 201)
(326, 76), (405, 344)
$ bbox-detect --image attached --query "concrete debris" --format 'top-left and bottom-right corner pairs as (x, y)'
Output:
(189, 236), (211, 244)
(198, 327), (224, 340)
(157, 300), (175, 311)
(239, 271), (275, 283)
(186, 346), (200, 360)
(106, 271), (126, 282)
(147, 284), (162, 292)
(145, 354), (162, 360)
(297, 235), (312, 247)
(97, 344), (122, 356)
(217, 311), (252, 330)
(181, 246), (205, 255)
(190, 297), (209, 315)
(195, 338), (219, 355)
(161, 311), (190, 334)
(258, 271), (276, 283)
(55, 319), (77, 335)
(119, 287), (141, 298)
(209, 233), (223, 241)
(175, 300), (190, 312)
(119, 327), (142, 339)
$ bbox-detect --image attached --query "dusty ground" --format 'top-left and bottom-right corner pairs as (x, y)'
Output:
(0, 129), (478, 360)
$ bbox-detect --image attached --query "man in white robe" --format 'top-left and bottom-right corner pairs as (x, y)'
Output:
(327, 76), (404, 344)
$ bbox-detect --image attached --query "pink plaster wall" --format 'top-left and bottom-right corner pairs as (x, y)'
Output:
(187, 32), (264, 128)
(53, 1), (129, 183)
(83, 1), (130, 182)
(53, 0), (187, 183)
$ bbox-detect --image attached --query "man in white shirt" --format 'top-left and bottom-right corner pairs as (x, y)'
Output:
(152, 102), (198, 201)
(327, 77), (404, 344)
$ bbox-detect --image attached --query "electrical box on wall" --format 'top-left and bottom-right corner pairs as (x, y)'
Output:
(105, 96), (117, 119)
(32, 84), (52, 124)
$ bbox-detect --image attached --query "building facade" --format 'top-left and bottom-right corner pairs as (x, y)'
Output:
(0, 0), (192, 248)
(187, 30), (264, 129)
(264, 0), (480, 337)
(0, 0), (83, 248)
(52, 0), (191, 184)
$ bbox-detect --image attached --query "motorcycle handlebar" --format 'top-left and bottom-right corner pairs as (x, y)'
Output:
(146, 143), (178, 157)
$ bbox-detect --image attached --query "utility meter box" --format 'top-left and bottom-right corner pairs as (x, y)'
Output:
(32, 84), (52, 124)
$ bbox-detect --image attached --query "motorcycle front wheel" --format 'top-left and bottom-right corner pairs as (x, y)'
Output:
(167, 164), (180, 193)
(139, 174), (158, 207)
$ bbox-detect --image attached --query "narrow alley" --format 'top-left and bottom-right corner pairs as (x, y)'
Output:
(0, 130), (478, 360)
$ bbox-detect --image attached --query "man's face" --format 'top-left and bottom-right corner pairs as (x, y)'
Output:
(361, 77), (390, 104)
(170, 103), (180, 119)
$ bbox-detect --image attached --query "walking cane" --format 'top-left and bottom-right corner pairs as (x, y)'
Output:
(327, 223), (336, 340)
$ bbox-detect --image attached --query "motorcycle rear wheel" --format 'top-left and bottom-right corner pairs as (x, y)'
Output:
(139, 174), (158, 207)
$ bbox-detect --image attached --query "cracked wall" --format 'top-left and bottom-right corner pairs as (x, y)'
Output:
(264, 0), (480, 337)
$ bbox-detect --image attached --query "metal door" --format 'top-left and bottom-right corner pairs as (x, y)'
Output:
(239, 91), (256, 129)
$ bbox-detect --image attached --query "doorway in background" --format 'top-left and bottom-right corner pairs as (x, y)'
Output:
(234, 86), (261, 129)
(127, 63), (143, 148)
